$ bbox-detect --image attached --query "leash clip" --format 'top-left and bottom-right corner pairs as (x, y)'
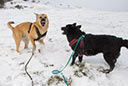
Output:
(82, 35), (85, 38)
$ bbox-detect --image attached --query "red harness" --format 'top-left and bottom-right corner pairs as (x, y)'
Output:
(69, 39), (78, 47)
(69, 37), (85, 55)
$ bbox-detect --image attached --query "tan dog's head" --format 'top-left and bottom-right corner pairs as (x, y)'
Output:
(35, 13), (49, 27)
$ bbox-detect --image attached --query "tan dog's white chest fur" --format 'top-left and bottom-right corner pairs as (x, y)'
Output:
(7, 13), (49, 53)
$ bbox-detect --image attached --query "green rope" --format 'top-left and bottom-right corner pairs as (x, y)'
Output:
(52, 35), (84, 86)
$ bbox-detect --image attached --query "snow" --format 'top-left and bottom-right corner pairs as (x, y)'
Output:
(0, 0), (128, 86)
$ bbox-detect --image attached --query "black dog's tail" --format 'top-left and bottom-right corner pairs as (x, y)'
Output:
(122, 39), (128, 49)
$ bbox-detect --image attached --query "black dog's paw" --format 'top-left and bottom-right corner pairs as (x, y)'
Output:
(100, 69), (111, 74)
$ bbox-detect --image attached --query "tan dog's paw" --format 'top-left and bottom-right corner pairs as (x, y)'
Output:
(38, 48), (44, 53)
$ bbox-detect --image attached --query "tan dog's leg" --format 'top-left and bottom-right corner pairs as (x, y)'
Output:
(22, 35), (29, 49)
(39, 40), (44, 45)
(23, 39), (29, 49)
(38, 40), (45, 52)
(39, 40), (44, 48)
(13, 32), (22, 52)
(29, 36), (36, 53)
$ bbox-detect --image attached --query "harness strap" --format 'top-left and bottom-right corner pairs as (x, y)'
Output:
(69, 39), (78, 47)
(70, 39), (76, 44)
(34, 25), (47, 41)
(80, 37), (85, 54)
(69, 36), (85, 54)
(28, 23), (33, 33)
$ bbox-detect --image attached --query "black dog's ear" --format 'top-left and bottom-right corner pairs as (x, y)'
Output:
(76, 25), (81, 29)
(73, 23), (77, 26)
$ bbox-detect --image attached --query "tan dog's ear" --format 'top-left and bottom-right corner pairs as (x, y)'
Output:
(34, 13), (39, 17)
(34, 13), (37, 15)
(34, 13), (39, 21)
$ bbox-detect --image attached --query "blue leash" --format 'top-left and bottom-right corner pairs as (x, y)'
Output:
(52, 35), (84, 86)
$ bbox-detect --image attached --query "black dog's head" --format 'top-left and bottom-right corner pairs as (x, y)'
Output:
(61, 23), (82, 35)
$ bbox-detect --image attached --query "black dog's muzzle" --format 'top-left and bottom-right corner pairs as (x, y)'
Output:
(61, 27), (66, 34)
(61, 27), (65, 30)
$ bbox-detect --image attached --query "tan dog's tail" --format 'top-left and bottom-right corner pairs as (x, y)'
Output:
(8, 21), (15, 31)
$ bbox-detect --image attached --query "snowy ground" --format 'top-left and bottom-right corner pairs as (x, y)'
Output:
(0, 0), (128, 86)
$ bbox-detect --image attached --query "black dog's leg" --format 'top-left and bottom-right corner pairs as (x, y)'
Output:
(103, 53), (115, 73)
(103, 52), (119, 73)
(71, 53), (78, 66)
(78, 56), (83, 63)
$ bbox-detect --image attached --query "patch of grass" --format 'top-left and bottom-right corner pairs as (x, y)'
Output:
(47, 75), (72, 86)
(0, 0), (4, 8)
(0, 0), (12, 8)
(15, 5), (24, 9)
(74, 62), (89, 77)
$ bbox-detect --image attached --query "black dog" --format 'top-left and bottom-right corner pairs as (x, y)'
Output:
(61, 23), (128, 73)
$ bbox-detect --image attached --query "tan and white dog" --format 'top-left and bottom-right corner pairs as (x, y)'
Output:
(7, 13), (49, 53)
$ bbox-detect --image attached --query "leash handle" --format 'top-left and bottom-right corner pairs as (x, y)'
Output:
(52, 70), (61, 74)
(52, 35), (84, 86)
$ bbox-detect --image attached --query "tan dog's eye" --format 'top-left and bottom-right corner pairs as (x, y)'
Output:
(40, 17), (42, 19)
